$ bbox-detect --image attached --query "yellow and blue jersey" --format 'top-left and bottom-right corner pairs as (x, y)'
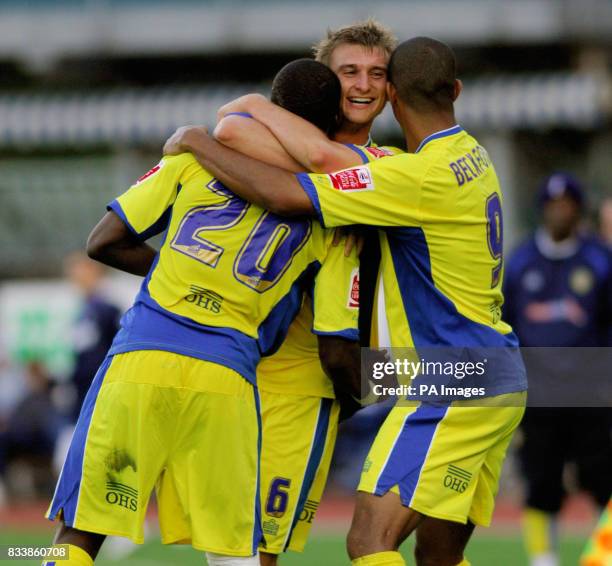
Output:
(107, 153), (354, 384)
(257, 143), (400, 397)
(257, 249), (359, 398)
(297, 126), (527, 395)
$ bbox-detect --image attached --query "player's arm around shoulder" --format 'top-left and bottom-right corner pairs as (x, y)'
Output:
(219, 93), (363, 173)
(213, 113), (303, 172)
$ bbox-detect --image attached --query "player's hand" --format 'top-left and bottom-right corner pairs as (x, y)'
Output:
(163, 125), (208, 155)
(332, 227), (364, 257)
(217, 93), (267, 122)
(334, 387), (363, 422)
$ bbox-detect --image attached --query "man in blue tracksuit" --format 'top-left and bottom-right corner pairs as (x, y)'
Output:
(504, 173), (612, 566)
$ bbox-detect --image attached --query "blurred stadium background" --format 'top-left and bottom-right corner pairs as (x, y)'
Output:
(1, 1), (611, 564)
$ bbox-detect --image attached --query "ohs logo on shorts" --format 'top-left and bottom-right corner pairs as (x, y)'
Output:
(298, 499), (319, 524)
(106, 481), (138, 512)
(443, 464), (472, 494)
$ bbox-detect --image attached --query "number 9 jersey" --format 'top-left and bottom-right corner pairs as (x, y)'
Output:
(107, 153), (351, 385)
(297, 126), (527, 396)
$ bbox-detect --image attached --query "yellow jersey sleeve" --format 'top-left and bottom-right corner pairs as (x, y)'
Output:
(297, 152), (422, 228)
(108, 153), (210, 239)
(344, 143), (404, 165)
(311, 236), (360, 341)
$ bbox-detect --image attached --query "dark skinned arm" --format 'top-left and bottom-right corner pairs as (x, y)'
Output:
(216, 94), (361, 173)
(318, 335), (363, 420)
(164, 127), (313, 216)
(87, 210), (156, 276)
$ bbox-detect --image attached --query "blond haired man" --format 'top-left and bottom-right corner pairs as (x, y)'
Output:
(314, 19), (396, 146)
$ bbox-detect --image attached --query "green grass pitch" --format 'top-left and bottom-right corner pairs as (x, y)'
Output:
(0, 529), (585, 565)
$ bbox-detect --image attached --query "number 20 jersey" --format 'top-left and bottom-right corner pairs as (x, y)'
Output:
(297, 126), (527, 396)
(107, 153), (352, 385)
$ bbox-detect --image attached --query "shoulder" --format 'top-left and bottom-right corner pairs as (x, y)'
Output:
(163, 152), (197, 165)
(161, 152), (205, 177)
(364, 145), (405, 159)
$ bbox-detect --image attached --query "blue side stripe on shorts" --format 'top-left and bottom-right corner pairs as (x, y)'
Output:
(284, 398), (332, 550)
(252, 386), (264, 555)
(47, 356), (112, 525)
(374, 403), (449, 505)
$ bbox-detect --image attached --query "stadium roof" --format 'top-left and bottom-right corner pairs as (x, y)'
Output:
(2, 0), (612, 70)
(0, 72), (609, 148)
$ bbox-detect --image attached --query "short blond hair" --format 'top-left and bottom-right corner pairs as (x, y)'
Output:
(313, 19), (397, 66)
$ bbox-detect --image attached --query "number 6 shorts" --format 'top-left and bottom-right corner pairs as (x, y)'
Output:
(258, 390), (339, 554)
(47, 350), (262, 557)
(358, 392), (526, 526)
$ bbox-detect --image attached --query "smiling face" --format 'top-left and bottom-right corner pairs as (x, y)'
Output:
(328, 43), (389, 142)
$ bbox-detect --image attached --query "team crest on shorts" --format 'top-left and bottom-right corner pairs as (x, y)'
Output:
(263, 518), (280, 536)
(329, 166), (374, 191)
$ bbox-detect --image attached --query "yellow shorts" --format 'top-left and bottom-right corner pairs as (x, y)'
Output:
(47, 350), (262, 556)
(258, 390), (339, 554)
(358, 392), (526, 526)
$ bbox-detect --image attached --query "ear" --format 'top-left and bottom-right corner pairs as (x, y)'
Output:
(453, 79), (463, 102)
(387, 82), (398, 106)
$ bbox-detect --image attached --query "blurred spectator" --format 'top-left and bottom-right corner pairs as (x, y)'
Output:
(0, 357), (27, 423)
(0, 358), (64, 501)
(504, 173), (612, 566)
(52, 252), (121, 475)
(600, 196), (612, 248)
(63, 251), (120, 421)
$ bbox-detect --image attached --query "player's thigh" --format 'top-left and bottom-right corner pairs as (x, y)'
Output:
(47, 351), (182, 543)
(418, 393), (525, 528)
(157, 359), (262, 556)
(359, 393), (525, 527)
(468, 397), (525, 526)
(258, 391), (338, 554)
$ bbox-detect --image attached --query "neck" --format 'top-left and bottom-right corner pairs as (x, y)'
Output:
(402, 107), (456, 153)
(334, 120), (372, 145)
(547, 227), (577, 243)
(535, 228), (579, 260)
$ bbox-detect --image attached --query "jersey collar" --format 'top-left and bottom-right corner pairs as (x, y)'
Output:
(535, 228), (580, 260)
(415, 124), (464, 153)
